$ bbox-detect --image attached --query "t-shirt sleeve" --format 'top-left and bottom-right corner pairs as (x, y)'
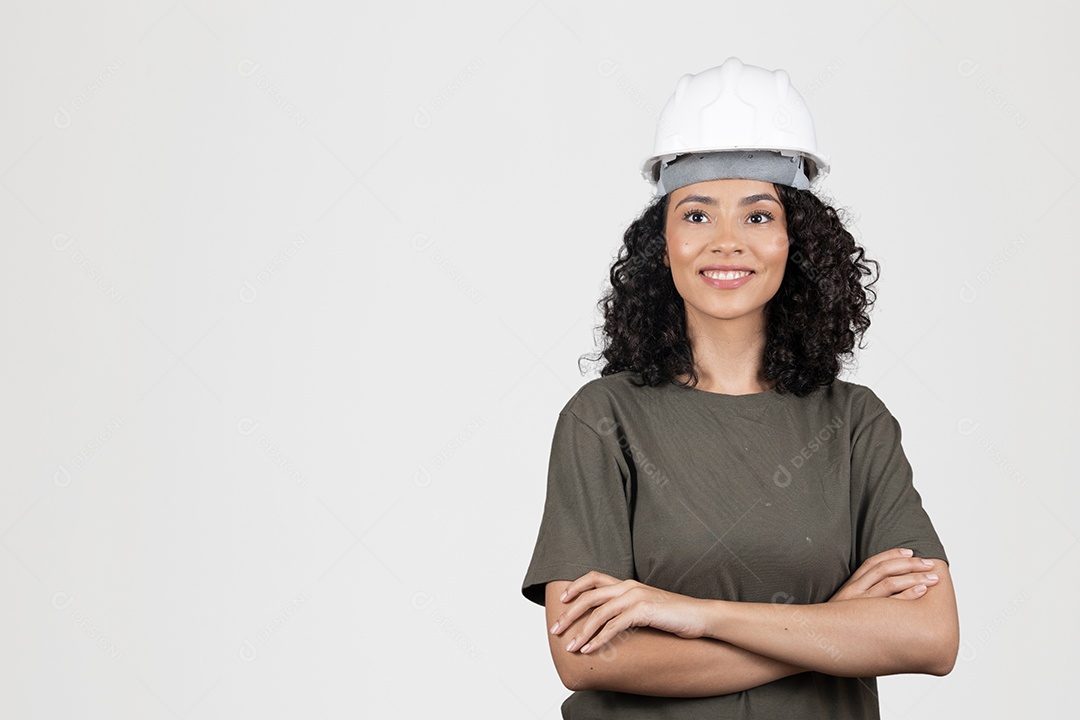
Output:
(520, 408), (636, 607)
(851, 390), (949, 567)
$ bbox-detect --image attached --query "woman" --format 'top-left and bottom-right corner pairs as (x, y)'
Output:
(520, 58), (958, 718)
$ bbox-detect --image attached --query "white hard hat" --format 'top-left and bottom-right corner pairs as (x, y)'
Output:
(641, 57), (830, 195)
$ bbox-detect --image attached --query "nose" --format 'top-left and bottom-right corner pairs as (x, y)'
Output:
(707, 217), (745, 254)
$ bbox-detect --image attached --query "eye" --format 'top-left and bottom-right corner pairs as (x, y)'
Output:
(747, 210), (775, 224)
(682, 208), (709, 223)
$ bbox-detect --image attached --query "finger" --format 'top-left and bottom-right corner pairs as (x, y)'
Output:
(564, 593), (625, 651)
(561, 571), (620, 603)
(888, 582), (932, 600)
(847, 548), (915, 585)
(565, 582), (639, 639)
(551, 584), (626, 635)
(552, 587), (614, 634)
(872, 571), (940, 599)
(850, 557), (937, 594)
(868, 557), (936, 585)
(833, 559), (939, 601)
(567, 596), (637, 653)
(580, 613), (638, 654)
(855, 570), (939, 599)
(846, 548), (911, 585)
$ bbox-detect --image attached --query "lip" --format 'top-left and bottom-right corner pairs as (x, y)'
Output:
(699, 265), (755, 289)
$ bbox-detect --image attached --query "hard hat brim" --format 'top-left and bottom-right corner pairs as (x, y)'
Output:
(641, 146), (831, 190)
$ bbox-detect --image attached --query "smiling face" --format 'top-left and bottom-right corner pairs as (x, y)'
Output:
(663, 178), (789, 330)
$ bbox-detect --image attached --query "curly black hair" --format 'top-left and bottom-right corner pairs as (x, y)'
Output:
(578, 184), (880, 397)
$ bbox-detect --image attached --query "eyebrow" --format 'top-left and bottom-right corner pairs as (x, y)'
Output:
(674, 193), (781, 209)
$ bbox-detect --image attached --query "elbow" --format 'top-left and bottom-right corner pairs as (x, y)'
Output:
(562, 674), (589, 692)
(553, 661), (581, 691)
(909, 574), (960, 677)
(553, 661), (593, 692)
(549, 642), (594, 691)
(918, 618), (960, 677)
(924, 650), (957, 677)
(550, 641), (615, 692)
(925, 635), (959, 677)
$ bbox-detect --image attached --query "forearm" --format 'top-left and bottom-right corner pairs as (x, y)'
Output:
(545, 580), (807, 696)
(552, 621), (807, 696)
(701, 593), (957, 677)
(550, 555), (957, 686)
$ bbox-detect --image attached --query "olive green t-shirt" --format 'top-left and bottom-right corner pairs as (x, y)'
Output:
(521, 370), (948, 719)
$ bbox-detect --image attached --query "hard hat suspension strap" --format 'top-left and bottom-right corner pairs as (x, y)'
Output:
(656, 150), (811, 195)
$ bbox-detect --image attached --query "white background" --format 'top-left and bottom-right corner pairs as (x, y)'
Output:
(2, 2), (1076, 717)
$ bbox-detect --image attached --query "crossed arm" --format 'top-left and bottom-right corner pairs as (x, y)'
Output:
(543, 549), (959, 696)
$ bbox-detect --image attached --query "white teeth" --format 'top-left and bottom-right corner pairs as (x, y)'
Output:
(702, 270), (751, 280)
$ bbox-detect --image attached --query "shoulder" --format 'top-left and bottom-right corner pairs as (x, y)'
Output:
(558, 370), (651, 423)
(816, 377), (886, 410)
(801, 378), (896, 429)
(813, 379), (905, 448)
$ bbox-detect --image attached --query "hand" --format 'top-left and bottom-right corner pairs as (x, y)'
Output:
(830, 548), (941, 602)
(549, 571), (709, 655)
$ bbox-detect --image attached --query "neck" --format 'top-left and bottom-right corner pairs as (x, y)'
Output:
(680, 308), (771, 395)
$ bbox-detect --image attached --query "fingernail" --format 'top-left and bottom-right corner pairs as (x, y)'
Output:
(926, 573), (939, 582)
(899, 548), (913, 556)
(566, 638), (576, 652)
(560, 590), (568, 602)
(580, 643), (592, 653)
(921, 559), (934, 567)
(913, 584), (927, 595)
(550, 621), (560, 634)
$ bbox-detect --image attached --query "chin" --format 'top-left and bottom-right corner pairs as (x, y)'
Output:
(697, 307), (760, 323)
